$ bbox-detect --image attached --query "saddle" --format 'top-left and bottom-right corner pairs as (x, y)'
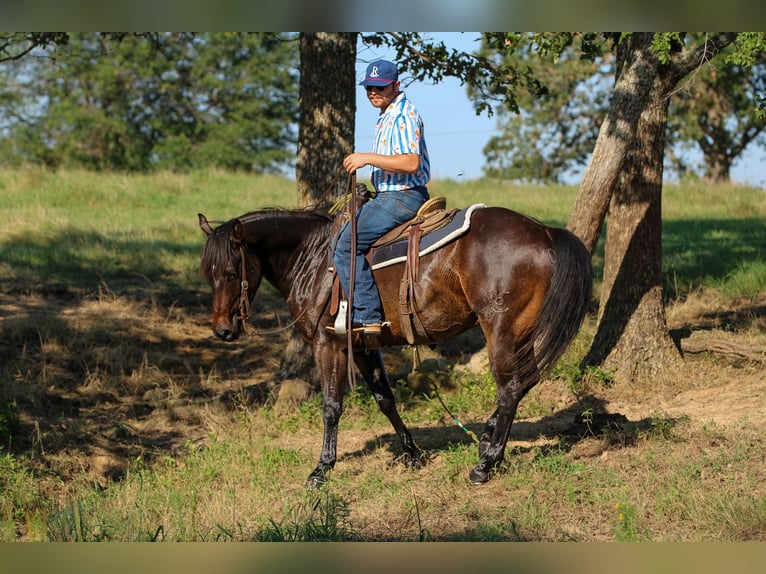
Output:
(375, 197), (457, 344)
(329, 195), (470, 345)
(374, 196), (454, 247)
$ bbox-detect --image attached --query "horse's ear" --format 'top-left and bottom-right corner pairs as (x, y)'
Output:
(198, 213), (213, 236)
(232, 220), (244, 242)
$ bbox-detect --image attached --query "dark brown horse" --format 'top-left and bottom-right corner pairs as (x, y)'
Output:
(198, 204), (592, 486)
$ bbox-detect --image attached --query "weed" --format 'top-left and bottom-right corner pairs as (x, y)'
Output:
(612, 499), (648, 542)
(718, 257), (766, 301)
(428, 367), (496, 421)
(0, 400), (18, 446)
(259, 445), (304, 473)
(532, 444), (585, 477)
(438, 442), (480, 483)
(595, 412), (688, 448)
(253, 487), (361, 541)
(47, 501), (89, 542)
(709, 494), (766, 540)
(409, 488), (433, 541)
(554, 360), (615, 398)
(644, 413), (688, 441)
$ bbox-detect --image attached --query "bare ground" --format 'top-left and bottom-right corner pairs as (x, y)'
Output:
(1, 286), (764, 501)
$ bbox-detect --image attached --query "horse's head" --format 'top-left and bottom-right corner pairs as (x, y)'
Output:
(198, 213), (262, 341)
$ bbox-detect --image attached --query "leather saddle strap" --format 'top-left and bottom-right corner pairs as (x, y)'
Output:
(330, 273), (340, 316)
(399, 272), (415, 344)
(399, 224), (431, 344)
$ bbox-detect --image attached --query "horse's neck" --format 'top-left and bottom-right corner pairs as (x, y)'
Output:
(244, 211), (330, 296)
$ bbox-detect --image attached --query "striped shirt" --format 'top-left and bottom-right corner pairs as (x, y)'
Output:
(370, 92), (430, 192)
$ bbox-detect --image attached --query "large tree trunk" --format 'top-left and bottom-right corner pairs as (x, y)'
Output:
(295, 32), (357, 207)
(567, 34), (736, 385)
(582, 73), (682, 382)
(567, 33), (737, 253)
(283, 33), (357, 386)
(567, 34), (657, 254)
(568, 34), (686, 384)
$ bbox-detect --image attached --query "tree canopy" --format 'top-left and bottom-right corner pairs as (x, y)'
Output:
(474, 33), (766, 183)
(0, 32), (299, 172)
(3, 32), (762, 183)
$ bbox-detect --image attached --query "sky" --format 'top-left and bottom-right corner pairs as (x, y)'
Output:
(353, 32), (765, 189)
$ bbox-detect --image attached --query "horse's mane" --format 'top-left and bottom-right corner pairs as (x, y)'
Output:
(237, 204), (332, 222)
(200, 206), (334, 279)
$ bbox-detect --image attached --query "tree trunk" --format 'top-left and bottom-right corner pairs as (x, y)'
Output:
(702, 147), (732, 183)
(567, 34), (658, 254)
(582, 72), (683, 382)
(284, 33), (357, 387)
(296, 32), (357, 207)
(568, 33), (690, 384)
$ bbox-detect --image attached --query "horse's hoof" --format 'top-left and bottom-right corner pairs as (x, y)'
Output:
(468, 465), (490, 485)
(403, 450), (427, 469)
(306, 475), (325, 489)
(306, 468), (329, 489)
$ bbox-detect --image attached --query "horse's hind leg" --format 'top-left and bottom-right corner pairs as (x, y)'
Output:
(478, 407), (500, 459)
(470, 341), (539, 485)
(354, 349), (426, 468)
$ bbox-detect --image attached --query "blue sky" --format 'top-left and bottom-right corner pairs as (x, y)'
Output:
(354, 32), (764, 188)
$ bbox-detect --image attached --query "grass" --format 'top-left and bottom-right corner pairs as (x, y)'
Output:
(1, 167), (765, 541)
(661, 182), (766, 299)
(3, 374), (765, 541)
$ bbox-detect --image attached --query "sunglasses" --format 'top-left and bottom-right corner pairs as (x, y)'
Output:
(364, 83), (393, 92)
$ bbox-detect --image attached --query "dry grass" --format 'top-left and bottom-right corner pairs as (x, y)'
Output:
(1, 171), (764, 541)
(1, 285), (764, 541)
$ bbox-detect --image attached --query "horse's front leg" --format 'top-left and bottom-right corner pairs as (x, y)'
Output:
(307, 338), (348, 488)
(354, 349), (426, 469)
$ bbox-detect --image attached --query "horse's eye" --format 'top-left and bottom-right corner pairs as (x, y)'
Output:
(226, 272), (239, 281)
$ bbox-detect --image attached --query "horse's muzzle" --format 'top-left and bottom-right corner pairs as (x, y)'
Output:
(212, 313), (241, 341)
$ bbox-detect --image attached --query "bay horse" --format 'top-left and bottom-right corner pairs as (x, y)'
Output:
(198, 202), (592, 486)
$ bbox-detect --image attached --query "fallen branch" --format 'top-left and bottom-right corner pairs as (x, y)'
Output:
(680, 334), (766, 364)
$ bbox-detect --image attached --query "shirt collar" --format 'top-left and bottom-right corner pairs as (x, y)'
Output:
(383, 91), (406, 114)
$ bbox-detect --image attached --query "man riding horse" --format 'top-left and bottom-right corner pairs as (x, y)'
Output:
(333, 59), (431, 337)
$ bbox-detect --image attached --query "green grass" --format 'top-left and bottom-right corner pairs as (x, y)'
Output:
(1, 168), (765, 541)
(3, 397), (765, 541)
(2, 168), (764, 301)
(660, 182), (766, 299)
(0, 168), (299, 298)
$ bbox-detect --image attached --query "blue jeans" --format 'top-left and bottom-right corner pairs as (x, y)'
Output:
(333, 187), (429, 324)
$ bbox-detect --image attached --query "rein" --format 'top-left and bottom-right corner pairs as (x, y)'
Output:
(346, 171), (358, 392)
(237, 243), (252, 334)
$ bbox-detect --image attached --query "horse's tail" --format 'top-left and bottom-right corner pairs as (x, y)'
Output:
(532, 227), (593, 376)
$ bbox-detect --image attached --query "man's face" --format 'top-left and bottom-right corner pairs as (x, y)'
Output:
(365, 81), (399, 112)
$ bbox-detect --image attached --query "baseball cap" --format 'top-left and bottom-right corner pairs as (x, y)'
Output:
(360, 60), (398, 87)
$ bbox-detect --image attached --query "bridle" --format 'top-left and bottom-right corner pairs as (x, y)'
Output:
(235, 242), (252, 335)
(234, 236), (312, 337)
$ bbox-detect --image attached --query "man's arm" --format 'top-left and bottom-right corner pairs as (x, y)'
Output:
(343, 152), (419, 174)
